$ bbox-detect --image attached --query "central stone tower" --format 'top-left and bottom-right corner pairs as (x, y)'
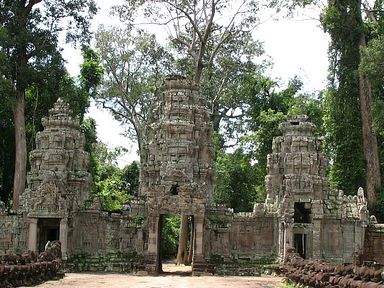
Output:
(142, 76), (214, 273)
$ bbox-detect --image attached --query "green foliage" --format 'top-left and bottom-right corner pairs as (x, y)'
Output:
(207, 214), (228, 228)
(360, 37), (384, 86)
(267, 0), (319, 15)
(89, 141), (139, 211)
(245, 109), (286, 167)
(214, 149), (259, 212)
(241, 110), (287, 201)
(112, 0), (270, 153)
(80, 47), (104, 98)
(80, 118), (98, 179)
(197, 33), (265, 138)
(243, 75), (302, 132)
(279, 281), (297, 288)
(161, 215), (180, 260)
(372, 99), (384, 177)
(320, 1), (367, 194)
(0, 100), (15, 206)
(120, 162), (140, 197)
(289, 94), (324, 136)
(323, 88), (365, 192)
(212, 70), (324, 210)
(134, 214), (144, 226)
(369, 191), (384, 223)
(96, 173), (131, 211)
(0, 0), (97, 90)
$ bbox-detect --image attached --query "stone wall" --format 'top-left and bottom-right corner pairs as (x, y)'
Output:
(231, 214), (277, 259)
(0, 212), (28, 255)
(321, 219), (365, 263)
(70, 211), (145, 255)
(64, 202), (146, 272)
(205, 205), (278, 262)
(204, 205), (278, 276)
(364, 224), (384, 264)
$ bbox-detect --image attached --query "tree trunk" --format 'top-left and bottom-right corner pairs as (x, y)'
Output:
(176, 214), (189, 265)
(358, 35), (381, 205)
(12, 90), (27, 211)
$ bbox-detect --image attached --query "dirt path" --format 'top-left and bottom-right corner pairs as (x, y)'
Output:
(23, 264), (285, 288)
(25, 273), (285, 288)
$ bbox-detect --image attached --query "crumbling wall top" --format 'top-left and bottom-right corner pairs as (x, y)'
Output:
(279, 115), (316, 136)
(41, 97), (80, 130)
(163, 76), (199, 91)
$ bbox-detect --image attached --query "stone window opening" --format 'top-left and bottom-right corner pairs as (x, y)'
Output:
(170, 184), (179, 195)
(291, 121), (300, 125)
(294, 202), (311, 223)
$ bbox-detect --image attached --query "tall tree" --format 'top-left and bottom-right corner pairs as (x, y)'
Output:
(0, 0), (97, 210)
(95, 26), (172, 162)
(122, 0), (264, 137)
(322, 0), (382, 202)
(116, 0), (260, 83)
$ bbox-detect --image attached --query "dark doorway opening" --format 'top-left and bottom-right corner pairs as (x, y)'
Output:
(38, 218), (60, 252)
(294, 233), (307, 259)
(170, 184), (179, 195)
(158, 214), (193, 276)
(294, 202), (311, 223)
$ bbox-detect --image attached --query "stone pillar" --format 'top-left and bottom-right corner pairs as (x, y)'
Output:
(137, 228), (144, 253)
(59, 218), (68, 260)
(28, 218), (38, 253)
(192, 216), (207, 275)
(146, 215), (160, 274)
(286, 222), (293, 252)
(194, 216), (204, 256)
(312, 219), (322, 259)
(278, 221), (285, 261)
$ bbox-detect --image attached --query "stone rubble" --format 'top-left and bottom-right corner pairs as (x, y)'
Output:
(0, 241), (63, 288)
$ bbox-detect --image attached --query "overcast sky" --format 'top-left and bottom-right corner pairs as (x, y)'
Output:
(62, 3), (329, 166)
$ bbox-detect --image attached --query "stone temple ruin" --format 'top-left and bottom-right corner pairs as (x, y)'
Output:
(142, 77), (215, 273)
(1, 77), (384, 275)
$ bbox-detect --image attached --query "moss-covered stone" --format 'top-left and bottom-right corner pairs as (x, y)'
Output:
(65, 251), (144, 273)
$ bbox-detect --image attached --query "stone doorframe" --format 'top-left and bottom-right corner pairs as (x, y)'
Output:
(146, 213), (205, 274)
(27, 217), (68, 259)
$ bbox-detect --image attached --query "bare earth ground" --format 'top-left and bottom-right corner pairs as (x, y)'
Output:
(23, 264), (285, 288)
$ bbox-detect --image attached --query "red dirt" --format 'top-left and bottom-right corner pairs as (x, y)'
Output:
(23, 264), (285, 288)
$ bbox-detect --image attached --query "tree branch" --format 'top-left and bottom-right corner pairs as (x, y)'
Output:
(208, 0), (248, 66)
(362, 0), (380, 23)
(25, 0), (43, 14)
(163, 0), (204, 42)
